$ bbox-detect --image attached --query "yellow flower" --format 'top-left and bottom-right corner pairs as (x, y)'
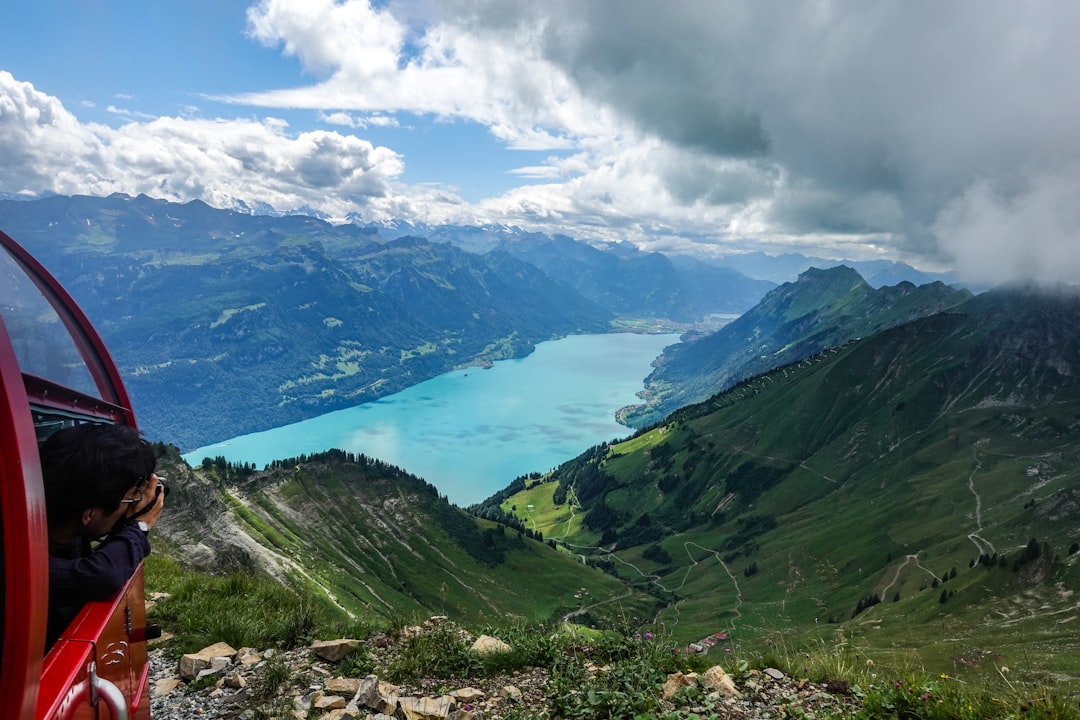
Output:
(939, 673), (950, 680)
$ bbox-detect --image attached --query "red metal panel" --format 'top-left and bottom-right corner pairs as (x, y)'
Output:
(34, 572), (155, 720)
(0, 313), (49, 720)
(36, 641), (96, 720)
(22, 375), (129, 425)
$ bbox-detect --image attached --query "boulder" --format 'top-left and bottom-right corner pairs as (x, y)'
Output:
(311, 639), (362, 663)
(152, 676), (182, 698)
(469, 635), (511, 654)
(662, 672), (699, 700)
(354, 675), (399, 715)
(180, 642), (238, 681)
(326, 677), (362, 695)
(315, 695), (348, 710)
(399, 695), (454, 720)
(450, 687), (485, 703)
(702, 666), (740, 697)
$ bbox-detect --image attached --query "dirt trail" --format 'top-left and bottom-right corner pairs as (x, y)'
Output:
(879, 554), (940, 600)
(683, 542), (744, 632)
(966, 441), (996, 557)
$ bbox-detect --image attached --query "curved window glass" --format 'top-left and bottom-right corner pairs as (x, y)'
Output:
(0, 245), (98, 398)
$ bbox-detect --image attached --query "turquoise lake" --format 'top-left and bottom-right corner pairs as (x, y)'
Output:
(183, 332), (679, 506)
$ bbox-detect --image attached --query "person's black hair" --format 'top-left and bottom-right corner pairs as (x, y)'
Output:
(40, 423), (157, 527)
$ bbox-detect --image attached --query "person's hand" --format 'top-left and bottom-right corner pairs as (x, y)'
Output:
(130, 474), (166, 530)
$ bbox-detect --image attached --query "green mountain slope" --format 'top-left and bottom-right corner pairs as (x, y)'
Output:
(487, 287), (1080, 683)
(621, 265), (971, 426)
(0, 194), (612, 449)
(155, 449), (654, 626)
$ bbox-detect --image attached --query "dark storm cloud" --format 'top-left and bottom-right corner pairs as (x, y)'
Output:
(439, 0), (1080, 280)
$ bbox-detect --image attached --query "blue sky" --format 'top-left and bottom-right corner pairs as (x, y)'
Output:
(0, 1), (548, 201)
(1, 1), (1079, 285)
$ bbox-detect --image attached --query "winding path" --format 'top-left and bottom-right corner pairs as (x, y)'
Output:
(966, 441), (996, 557)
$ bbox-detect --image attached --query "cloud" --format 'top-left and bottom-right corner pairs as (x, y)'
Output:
(317, 110), (400, 129)
(933, 165), (1080, 285)
(236, 0), (1080, 282)
(4, 1), (1080, 286)
(0, 71), (404, 218)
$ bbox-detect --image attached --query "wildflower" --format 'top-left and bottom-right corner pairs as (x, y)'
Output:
(644, 632), (654, 640)
(939, 673), (950, 680)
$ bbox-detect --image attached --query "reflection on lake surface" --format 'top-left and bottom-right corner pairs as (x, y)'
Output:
(184, 332), (679, 505)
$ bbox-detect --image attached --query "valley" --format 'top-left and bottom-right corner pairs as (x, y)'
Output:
(5, 192), (1077, 699)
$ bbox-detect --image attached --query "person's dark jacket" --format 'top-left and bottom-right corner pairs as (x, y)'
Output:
(47, 525), (150, 648)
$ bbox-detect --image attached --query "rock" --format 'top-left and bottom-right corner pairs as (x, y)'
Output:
(320, 710), (359, 720)
(500, 685), (522, 702)
(399, 695), (454, 720)
(662, 672), (700, 699)
(237, 648), (263, 666)
(148, 630), (174, 646)
(152, 676), (183, 698)
(469, 635), (511, 654)
(764, 667), (785, 680)
(315, 695), (347, 710)
(450, 687), (485, 703)
(702, 665), (740, 697)
(311, 639), (362, 663)
(180, 642), (238, 680)
(326, 677), (362, 695)
(354, 675), (400, 715)
(224, 672), (247, 689)
(222, 689), (252, 706)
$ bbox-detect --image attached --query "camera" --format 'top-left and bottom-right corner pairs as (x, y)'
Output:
(156, 474), (170, 498)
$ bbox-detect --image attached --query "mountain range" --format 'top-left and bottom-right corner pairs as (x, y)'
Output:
(1, 194), (613, 448)
(148, 280), (1080, 686)
(7, 191), (1076, 683)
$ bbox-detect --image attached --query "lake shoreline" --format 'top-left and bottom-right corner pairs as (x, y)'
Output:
(184, 332), (680, 505)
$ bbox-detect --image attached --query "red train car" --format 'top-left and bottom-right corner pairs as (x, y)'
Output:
(0, 229), (154, 719)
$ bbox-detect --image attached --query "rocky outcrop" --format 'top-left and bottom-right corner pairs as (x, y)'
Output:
(149, 618), (859, 720)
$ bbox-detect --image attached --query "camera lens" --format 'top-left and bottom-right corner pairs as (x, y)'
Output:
(157, 474), (170, 497)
